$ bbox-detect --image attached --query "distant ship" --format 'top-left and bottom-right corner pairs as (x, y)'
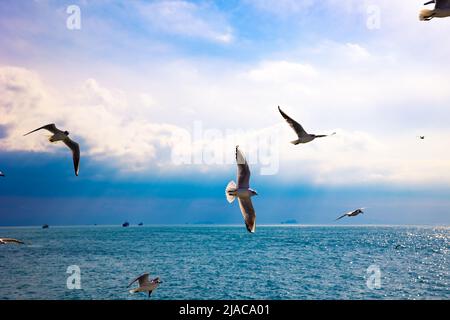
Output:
(42, 224), (49, 229)
(122, 222), (130, 227)
(138, 222), (143, 226)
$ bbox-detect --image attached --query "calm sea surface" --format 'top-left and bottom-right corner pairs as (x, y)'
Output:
(0, 225), (448, 300)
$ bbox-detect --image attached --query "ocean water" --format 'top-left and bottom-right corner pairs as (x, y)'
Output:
(0, 225), (448, 300)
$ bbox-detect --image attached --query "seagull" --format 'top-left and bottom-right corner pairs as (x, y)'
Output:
(335, 208), (366, 221)
(420, 0), (450, 20)
(0, 171), (4, 177)
(128, 273), (162, 298)
(24, 124), (80, 176)
(278, 106), (335, 145)
(0, 238), (25, 245)
(225, 146), (257, 233)
(418, 136), (425, 140)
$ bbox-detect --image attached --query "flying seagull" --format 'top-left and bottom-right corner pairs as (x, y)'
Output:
(24, 124), (80, 176)
(335, 208), (365, 221)
(128, 273), (162, 298)
(225, 146), (258, 233)
(0, 171), (4, 177)
(0, 238), (25, 245)
(278, 106), (335, 145)
(418, 136), (425, 140)
(420, 0), (450, 20)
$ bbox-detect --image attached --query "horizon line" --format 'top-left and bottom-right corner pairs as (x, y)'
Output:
(0, 223), (448, 228)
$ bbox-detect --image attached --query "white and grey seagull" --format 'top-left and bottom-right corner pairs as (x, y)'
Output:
(128, 273), (163, 298)
(0, 238), (25, 245)
(278, 106), (335, 145)
(225, 146), (258, 233)
(335, 208), (366, 221)
(24, 124), (80, 176)
(0, 171), (4, 177)
(420, 0), (450, 20)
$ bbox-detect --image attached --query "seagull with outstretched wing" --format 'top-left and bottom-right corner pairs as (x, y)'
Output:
(128, 273), (162, 298)
(24, 124), (80, 176)
(420, 0), (450, 20)
(225, 146), (258, 233)
(335, 208), (366, 221)
(278, 106), (335, 145)
(0, 238), (25, 245)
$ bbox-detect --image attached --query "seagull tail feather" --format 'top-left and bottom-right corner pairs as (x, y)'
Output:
(225, 181), (237, 203)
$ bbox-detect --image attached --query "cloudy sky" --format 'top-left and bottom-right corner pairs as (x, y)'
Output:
(0, 0), (449, 226)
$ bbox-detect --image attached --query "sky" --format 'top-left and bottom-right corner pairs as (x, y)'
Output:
(0, 0), (450, 226)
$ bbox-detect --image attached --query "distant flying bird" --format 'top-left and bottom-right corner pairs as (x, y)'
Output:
(225, 146), (258, 233)
(420, 0), (450, 20)
(0, 238), (25, 245)
(278, 106), (335, 145)
(24, 124), (80, 176)
(418, 136), (425, 140)
(0, 171), (4, 177)
(128, 273), (162, 298)
(335, 208), (365, 221)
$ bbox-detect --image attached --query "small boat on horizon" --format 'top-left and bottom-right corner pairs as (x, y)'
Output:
(122, 222), (130, 227)
(42, 224), (49, 229)
(138, 222), (143, 226)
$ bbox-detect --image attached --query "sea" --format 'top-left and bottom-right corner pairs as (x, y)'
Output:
(0, 225), (448, 300)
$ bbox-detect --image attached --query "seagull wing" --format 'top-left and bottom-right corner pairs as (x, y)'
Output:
(238, 197), (256, 233)
(63, 137), (80, 176)
(236, 146), (250, 189)
(335, 212), (349, 221)
(278, 106), (308, 138)
(127, 273), (149, 288)
(0, 238), (24, 244)
(436, 0), (450, 9)
(23, 124), (59, 136)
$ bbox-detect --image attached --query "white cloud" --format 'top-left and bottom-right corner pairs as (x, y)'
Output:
(245, 60), (318, 82)
(2, 49), (450, 187)
(244, 0), (316, 17)
(137, 1), (233, 43)
(0, 66), (186, 172)
(2, 0), (450, 188)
